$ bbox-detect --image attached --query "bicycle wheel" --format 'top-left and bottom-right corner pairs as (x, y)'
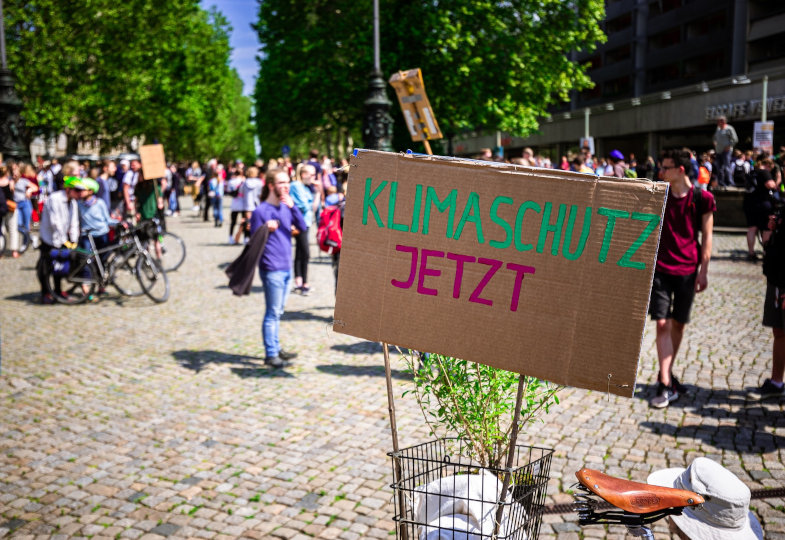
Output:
(158, 232), (186, 271)
(47, 259), (96, 305)
(18, 229), (30, 254)
(111, 250), (145, 297)
(136, 252), (169, 303)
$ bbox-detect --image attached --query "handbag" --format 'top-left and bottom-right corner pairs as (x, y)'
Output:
(6, 200), (16, 212)
(50, 248), (72, 277)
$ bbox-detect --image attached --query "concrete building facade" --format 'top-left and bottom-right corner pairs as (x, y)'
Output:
(452, 0), (785, 161)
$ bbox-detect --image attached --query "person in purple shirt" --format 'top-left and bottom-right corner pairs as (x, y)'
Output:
(250, 168), (307, 368)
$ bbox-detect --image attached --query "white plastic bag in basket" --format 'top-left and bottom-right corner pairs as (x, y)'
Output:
(412, 470), (514, 539)
(421, 514), (481, 540)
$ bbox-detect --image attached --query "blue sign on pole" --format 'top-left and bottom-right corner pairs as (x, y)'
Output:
(282, 145), (291, 156)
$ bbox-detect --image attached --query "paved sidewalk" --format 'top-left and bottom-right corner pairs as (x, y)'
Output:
(1, 209), (784, 539)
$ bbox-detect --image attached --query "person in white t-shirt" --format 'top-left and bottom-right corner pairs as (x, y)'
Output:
(122, 159), (141, 218)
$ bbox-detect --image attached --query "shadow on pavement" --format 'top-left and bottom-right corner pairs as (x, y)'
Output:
(307, 257), (334, 266)
(4, 291), (42, 304)
(172, 349), (260, 372)
(636, 382), (785, 451)
(316, 363), (412, 380)
(330, 341), (384, 355)
(215, 284), (264, 293)
(172, 349), (296, 378)
(282, 309), (333, 323)
(230, 366), (295, 378)
(712, 248), (762, 263)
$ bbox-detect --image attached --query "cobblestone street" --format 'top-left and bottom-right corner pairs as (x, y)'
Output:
(2, 208), (785, 539)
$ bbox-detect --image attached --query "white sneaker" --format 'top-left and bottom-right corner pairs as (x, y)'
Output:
(228, 236), (236, 245)
(192, 205), (199, 212)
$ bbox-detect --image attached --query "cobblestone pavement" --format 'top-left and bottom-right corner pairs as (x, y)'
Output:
(1, 205), (785, 540)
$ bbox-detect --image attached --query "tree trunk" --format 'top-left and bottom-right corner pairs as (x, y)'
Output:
(66, 135), (78, 155)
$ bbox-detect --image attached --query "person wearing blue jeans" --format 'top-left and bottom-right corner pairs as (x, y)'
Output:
(250, 168), (308, 368)
(16, 198), (32, 238)
(259, 269), (291, 360)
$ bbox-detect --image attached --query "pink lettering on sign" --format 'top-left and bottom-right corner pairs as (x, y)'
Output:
(418, 249), (444, 296)
(446, 252), (476, 298)
(390, 244), (536, 312)
(469, 258), (502, 306)
(391, 244), (418, 289)
(506, 262), (536, 311)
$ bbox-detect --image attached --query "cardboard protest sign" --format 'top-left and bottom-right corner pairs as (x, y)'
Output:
(389, 69), (443, 142)
(139, 144), (167, 180)
(333, 151), (668, 397)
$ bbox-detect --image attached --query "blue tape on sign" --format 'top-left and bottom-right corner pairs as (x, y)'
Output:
(352, 148), (359, 157)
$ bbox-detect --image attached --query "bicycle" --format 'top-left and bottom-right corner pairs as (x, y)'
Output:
(0, 223), (32, 256)
(138, 217), (186, 272)
(46, 224), (170, 304)
(573, 467), (704, 539)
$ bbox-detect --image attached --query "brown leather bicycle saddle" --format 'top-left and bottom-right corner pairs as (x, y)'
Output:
(576, 468), (705, 514)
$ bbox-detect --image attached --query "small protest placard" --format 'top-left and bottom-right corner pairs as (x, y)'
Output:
(754, 121), (774, 154)
(389, 69), (442, 142)
(139, 144), (167, 180)
(333, 151), (668, 397)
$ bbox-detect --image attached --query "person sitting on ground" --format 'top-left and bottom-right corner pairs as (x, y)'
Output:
(648, 457), (763, 539)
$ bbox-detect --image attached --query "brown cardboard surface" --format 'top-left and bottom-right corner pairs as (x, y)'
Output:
(333, 151), (668, 397)
(139, 144), (167, 180)
(389, 69), (443, 141)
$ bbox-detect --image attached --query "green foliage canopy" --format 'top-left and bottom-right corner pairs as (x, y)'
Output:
(4, 0), (256, 163)
(254, 0), (606, 157)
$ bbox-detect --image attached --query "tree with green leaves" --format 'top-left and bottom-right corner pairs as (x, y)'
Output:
(3, 0), (255, 162)
(254, 0), (605, 158)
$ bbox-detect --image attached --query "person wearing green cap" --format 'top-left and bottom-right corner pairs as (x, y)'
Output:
(77, 176), (119, 255)
(37, 176), (82, 303)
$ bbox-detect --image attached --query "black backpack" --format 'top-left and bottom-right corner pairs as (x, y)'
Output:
(733, 162), (750, 188)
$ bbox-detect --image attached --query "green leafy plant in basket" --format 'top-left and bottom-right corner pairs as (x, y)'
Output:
(400, 349), (562, 470)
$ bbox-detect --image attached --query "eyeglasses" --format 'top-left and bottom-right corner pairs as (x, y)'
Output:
(660, 165), (678, 171)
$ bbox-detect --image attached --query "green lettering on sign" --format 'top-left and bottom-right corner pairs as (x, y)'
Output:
(514, 201), (541, 252)
(387, 182), (409, 232)
(618, 212), (661, 269)
(597, 207), (630, 263)
(537, 202), (567, 255)
(453, 192), (484, 244)
(489, 196), (513, 249)
(422, 186), (457, 238)
(561, 205), (592, 261)
(410, 184), (423, 233)
(363, 177), (387, 227)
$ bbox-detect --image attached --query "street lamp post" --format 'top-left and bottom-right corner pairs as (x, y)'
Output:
(0, 0), (28, 162)
(361, 0), (393, 151)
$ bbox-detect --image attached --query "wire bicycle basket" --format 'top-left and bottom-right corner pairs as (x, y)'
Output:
(388, 438), (552, 540)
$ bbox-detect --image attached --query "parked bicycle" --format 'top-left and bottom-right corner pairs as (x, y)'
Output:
(0, 222), (34, 256)
(138, 217), (186, 272)
(46, 223), (169, 304)
(574, 467), (704, 539)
